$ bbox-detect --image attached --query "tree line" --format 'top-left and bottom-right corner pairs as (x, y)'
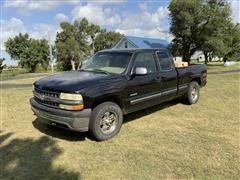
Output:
(0, 58), (5, 73)
(169, 0), (240, 64)
(4, 18), (121, 72)
(3, 0), (240, 73)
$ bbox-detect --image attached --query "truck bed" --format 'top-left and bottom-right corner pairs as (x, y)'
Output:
(176, 64), (207, 88)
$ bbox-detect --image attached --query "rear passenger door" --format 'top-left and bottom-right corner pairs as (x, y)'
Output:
(156, 51), (178, 100)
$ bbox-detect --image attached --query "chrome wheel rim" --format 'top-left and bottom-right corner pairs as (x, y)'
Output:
(100, 112), (118, 134)
(191, 87), (198, 101)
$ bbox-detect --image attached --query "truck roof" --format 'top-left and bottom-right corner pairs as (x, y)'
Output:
(99, 48), (168, 53)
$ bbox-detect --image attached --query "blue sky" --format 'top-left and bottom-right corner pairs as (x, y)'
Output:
(1, 0), (239, 65)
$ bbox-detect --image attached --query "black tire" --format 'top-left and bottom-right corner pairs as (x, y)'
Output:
(89, 102), (123, 141)
(185, 81), (200, 105)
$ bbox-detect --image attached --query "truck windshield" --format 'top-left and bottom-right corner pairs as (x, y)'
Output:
(81, 52), (132, 74)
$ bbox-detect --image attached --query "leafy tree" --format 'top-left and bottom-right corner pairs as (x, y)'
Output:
(201, 0), (233, 64)
(219, 23), (240, 62)
(55, 19), (89, 71)
(168, 0), (235, 63)
(88, 23), (101, 55)
(169, 0), (205, 62)
(229, 23), (240, 61)
(55, 18), (122, 71)
(23, 39), (50, 72)
(95, 30), (122, 52)
(5, 33), (31, 62)
(0, 58), (5, 74)
(5, 33), (50, 72)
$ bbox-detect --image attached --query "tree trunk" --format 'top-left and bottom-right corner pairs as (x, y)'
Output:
(71, 59), (76, 71)
(77, 61), (82, 70)
(223, 56), (227, 63)
(204, 51), (208, 64)
(209, 53), (212, 62)
(92, 39), (95, 55)
(91, 36), (95, 55)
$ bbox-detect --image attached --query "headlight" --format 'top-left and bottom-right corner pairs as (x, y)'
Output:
(60, 93), (83, 101)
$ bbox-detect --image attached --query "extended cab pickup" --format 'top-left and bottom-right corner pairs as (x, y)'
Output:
(30, 48), (207, 140)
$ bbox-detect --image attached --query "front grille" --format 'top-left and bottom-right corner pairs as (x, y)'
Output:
(34, 86), (60, 108)
(34, 87), (60, 98)
(35, 98), (59, 107)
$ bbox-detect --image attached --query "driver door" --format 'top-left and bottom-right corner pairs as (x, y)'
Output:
(126, 51), (161, 113)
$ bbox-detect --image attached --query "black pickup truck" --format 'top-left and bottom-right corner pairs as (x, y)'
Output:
(30, 48), (207, 140)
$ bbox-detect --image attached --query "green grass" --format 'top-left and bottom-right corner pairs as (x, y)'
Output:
(0, 73), (239, 179)
(206, 61), (240, 72)
(0, 66), (55, 78)
(1, 68), (28, 78)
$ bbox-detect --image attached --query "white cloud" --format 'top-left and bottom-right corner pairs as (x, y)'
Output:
(31, 23), (60, 45)
(116, 28), (173, 42)
(87, 0), (125, 5)
(55, 13), (69, 22)
(115, 5), (170, 41)
(3, 0), (28, 8)
(120, 6), (169, 30)
(72, 2), (170, 40)
(0, 17), (60, 52)
(72, 3), (121, 26)
(4, 0), (80, 11)
(231, 0), (240, 23)
(0, 18), (26, 51)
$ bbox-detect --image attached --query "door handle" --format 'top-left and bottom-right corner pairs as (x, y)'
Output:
(161, 76), (167, 80)
(154, 76), (161, 81)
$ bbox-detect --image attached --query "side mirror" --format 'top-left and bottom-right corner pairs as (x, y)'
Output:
(135, 67), (147, 76)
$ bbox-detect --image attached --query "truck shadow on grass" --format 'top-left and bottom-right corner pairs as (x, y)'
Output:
(0, 132), (80, 180)
(32, 99), (181, 141)
(124, 99), (181, 124)
(32, 119), (89, 142)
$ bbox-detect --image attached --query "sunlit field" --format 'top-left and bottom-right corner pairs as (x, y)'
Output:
(0, 72), (239, 179)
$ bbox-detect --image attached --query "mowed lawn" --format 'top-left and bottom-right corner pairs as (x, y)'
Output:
(0, 73), (239, 179)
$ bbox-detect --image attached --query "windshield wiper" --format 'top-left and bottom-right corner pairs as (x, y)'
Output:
(81, 68), (110, 74)
(92, 68), (110, 74)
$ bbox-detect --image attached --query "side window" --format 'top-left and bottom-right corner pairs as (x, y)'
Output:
(133, 52), (157, 73)
(157, 51), (172, 71)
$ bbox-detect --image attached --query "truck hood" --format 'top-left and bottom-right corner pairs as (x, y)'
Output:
(34, 70), (116, 93)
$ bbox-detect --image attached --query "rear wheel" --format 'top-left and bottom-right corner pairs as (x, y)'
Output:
(89, 102), (123, 141)
(185, 81), (200, 105)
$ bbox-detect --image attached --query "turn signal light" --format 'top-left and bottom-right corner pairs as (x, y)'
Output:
(60, 104), (84, 111)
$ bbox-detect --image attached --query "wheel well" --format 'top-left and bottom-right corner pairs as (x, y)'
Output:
(91, 96), (124, 111)
(191, 78), (201, 86)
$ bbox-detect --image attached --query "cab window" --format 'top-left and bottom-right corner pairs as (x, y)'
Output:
(133, 52), (157, 73)
(156, 51), (172, 71)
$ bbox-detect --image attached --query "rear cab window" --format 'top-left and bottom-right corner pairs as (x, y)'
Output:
(156, 51), (172, 71)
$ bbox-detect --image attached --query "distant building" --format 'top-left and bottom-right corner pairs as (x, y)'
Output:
(113, 36), (169, 49)
(191, 51), (222, 62)
(173, 57), (183, 62)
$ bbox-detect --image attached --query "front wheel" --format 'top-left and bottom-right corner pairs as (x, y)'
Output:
(89, 102), (123, 141)
(185, 81), (200, 105)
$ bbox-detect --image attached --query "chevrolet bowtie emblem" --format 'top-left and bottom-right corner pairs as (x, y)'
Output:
(39, 94), (45, 100)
